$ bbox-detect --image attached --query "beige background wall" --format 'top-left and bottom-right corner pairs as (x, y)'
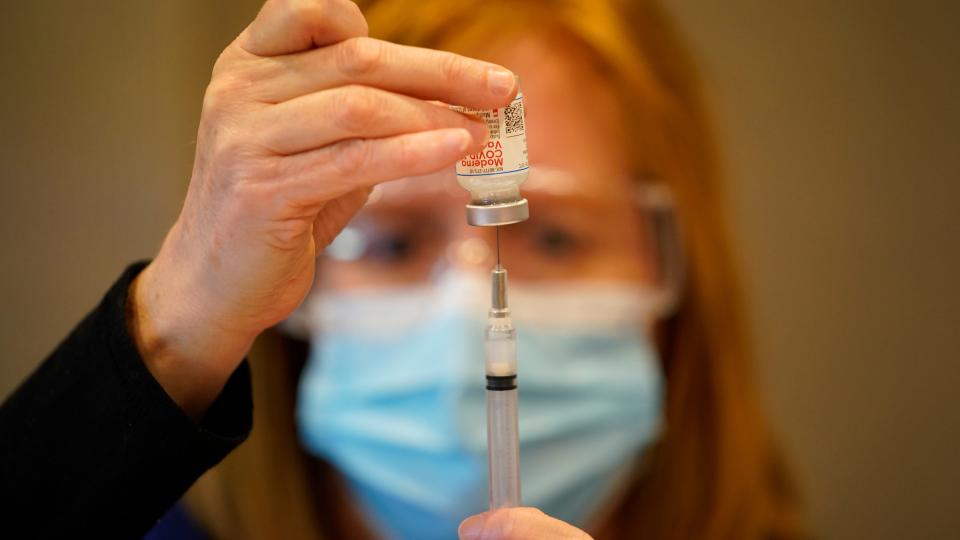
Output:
(670, 2), (960, 538)
(1, 2), (957, 538)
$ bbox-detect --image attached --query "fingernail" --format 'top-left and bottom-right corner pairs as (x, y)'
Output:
(458, 514), (485, 540)
(487, 68), (516, 97)
(442, 128), (471, 154)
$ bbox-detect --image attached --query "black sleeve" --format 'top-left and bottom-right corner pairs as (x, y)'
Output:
(0, 262), (253, 539)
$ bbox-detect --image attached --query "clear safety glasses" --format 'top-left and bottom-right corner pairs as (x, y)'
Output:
(318, 167), (686, 317)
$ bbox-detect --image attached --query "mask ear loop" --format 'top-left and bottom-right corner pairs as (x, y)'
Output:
(633, 179), (687, 321)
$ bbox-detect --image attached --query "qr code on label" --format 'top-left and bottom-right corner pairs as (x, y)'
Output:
(504, 101), (524, 136)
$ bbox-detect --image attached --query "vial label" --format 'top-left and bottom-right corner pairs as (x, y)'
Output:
(452, 92), (528, 178)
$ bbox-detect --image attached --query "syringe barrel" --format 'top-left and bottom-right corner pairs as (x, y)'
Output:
(486, 384), (521, 509)
(485, 264), (520, 508)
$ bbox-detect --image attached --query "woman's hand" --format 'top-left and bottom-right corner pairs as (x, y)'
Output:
(128, 0), (518, 417)
(459, 508), (593, 540)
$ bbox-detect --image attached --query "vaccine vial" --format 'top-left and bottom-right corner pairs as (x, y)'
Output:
(451, 85), (530, 226)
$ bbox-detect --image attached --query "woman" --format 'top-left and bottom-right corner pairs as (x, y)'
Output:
(162, 0), (806, 539)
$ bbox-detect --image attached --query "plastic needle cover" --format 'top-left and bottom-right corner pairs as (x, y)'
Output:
(485, 264), (521, 509)
(486, 264), (516, 377)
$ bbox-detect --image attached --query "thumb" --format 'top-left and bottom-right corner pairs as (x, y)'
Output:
(239, 0), (367, 56)
(458, 508), (593, 540)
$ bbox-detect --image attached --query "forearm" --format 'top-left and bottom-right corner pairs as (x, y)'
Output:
(129, 242), (257, 419)
(0, 262), (253, 538)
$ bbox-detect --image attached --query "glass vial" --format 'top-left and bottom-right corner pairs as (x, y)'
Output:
(451, 86), (530, 226)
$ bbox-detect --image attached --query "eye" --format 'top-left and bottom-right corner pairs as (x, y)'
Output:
(363, 230), (421, 264)
(533, 225), (580, 258)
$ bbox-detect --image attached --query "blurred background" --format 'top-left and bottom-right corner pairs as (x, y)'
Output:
(1, 1), (957, 538)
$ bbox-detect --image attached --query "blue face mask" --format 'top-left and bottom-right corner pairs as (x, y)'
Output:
(296, 272), (664, 540)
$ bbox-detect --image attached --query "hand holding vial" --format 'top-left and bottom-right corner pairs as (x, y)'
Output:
(127, 0), (518, 417)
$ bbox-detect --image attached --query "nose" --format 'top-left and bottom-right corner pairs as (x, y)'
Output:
(446, 236), (494, 271)
(446, 236), (492, 270)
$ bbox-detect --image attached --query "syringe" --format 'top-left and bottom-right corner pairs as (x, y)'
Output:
(452, 82), (528, 508)
(485, 247), (521, 509)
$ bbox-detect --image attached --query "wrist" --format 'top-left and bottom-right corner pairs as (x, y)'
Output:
(127, 258), (257, 419)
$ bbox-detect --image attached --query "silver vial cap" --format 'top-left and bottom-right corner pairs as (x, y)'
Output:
(465, 199), (529, 227)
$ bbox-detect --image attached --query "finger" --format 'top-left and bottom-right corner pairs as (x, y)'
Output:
(251, 85), (488, 155)
(458, 508), (593, 540)
(281, 128), (474, 206)
(252, 37), (518, 108)
(240, 0), (368, 57)
(312, 187), (370, 249)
